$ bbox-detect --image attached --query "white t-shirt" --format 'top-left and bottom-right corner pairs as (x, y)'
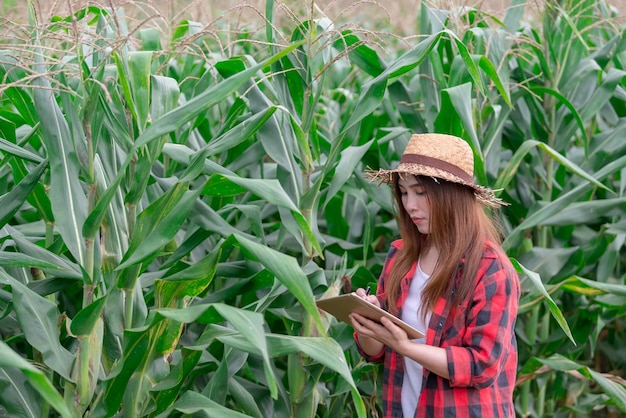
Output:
(401, 263), (430, 418)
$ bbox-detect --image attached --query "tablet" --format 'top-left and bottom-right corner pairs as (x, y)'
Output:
(316, 293), (425, 340)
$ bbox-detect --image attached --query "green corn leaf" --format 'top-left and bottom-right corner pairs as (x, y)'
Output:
(0, 340), (74, 418)
(203, 174), (322, 257)
(477, 55), (512, 107)
(434, 84), (461, 134)
(201, 351), (232, 407)
(155, 391), (254, 418)
(0, 251), (60, 270)
(265, 0), (275, 44)
(447, 31), (488, 98)
(496, 144), (626, 248)
(0, 51), (38, 125)
(287, 112), (314, 172)
(151, 349), (203, 416)
(529, 85), (588, 147)
(374, 31), (444, 82)
(11, 158), (54, 224)
(387, 81), (429, 133)
(267, 334), (355, 387)
(127, 51), (152, 132)
(92, 326), (151, 417)
(496, 139), (612, 195)
(199, 327), (365, 417)
(82, 163), (126, 240)
(521, 354), (626, 413)
(0, 366), (43, 418)
(536, 197), (626, 226)
(112, 50), (138, 128)
(49, 5), (109, 24)
(117, 185), (202, 271)
(255, 108), (298, 186)
(203, 106), (278, 155)
(323, 139), (374, 209)
(517, 247), (579, 285)
(124, 150), (154, 206)
(283, 54), (307, 116)
(333, 30), (387, 77)
(70, 296), (108, 337)
(340, 75), (388, 136)
(156, 249), (220, 305)
(155, 304), (277, 399)
(510, 259), (575, 345)
(587, 369), (626, 412)
(97, 91), (134, 152)
(560, 275), (626, 297)
(213, 304), (277, 398)
(133, 40), (305, 149)
(0, 160), (47, 228)
(503, 0), (528, 32)
(0, 272), (75, 380)
(0, 136), (44, 162)
(32, 47), (88, 266)
(57, 75), (89, 173)
(151, 248), (221, 355)
(150, 75), (180, 121)
(9, 229), (83, 279)
(227, 375), (265, 418)
(203, 174), (296, 208)
(230, 73), (299, 192)
(230, 234), (324, 335)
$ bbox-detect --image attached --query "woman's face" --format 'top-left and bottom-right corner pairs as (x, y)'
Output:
(398, 175), (431, 235)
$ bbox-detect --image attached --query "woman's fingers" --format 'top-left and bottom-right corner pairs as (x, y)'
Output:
(381, 316), (407, 340)
(352, 290), (381, 307)
(350, 313), (379, 335)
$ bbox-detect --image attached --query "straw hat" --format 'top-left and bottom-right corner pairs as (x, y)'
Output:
(366, 133), (506, 207)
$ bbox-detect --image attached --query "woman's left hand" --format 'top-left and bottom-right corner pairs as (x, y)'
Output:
(350, 312), (412, 354)
(352, 312), (450, 379)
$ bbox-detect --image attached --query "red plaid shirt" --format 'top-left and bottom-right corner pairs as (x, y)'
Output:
(356, 239), (520, 418)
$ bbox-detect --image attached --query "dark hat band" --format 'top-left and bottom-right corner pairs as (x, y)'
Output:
(399, 153), (473, 184)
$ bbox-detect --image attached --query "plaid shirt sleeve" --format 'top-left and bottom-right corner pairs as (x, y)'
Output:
(444, 244), (519, 389)
(420, 240), (520, 417)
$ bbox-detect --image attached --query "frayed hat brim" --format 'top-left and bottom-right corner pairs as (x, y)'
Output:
(365, 165), (507, 208)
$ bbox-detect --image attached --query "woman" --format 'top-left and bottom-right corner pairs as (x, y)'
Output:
(350, 133), (519, 418)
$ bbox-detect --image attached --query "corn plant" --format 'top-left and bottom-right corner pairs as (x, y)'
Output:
(0, 2), (364, 417)
(1, 0), (626, 417)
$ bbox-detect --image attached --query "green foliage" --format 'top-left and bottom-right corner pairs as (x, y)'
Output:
(0, 0), (625, 417)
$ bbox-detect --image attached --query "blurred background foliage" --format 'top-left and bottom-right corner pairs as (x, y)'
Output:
(1, 0), (626, 417)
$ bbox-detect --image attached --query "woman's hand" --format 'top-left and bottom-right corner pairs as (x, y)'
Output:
(350, 313), (411, 354)
(353, 287), (381, 307)
(349, 288), (385, 356)
(350, 289), (449, 377)
(350, 288), (411, 355)
(350, 288), (407, 348)
(352, 313), (449, 378)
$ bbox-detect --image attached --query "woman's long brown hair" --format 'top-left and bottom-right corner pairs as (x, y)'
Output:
(385, 174), (502, 319)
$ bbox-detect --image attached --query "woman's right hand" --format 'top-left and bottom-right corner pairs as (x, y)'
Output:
(353, 287), (381, 307)
(350, 287), (386, 356)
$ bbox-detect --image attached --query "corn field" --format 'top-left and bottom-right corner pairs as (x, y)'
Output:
(1, 0), (626, 417)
